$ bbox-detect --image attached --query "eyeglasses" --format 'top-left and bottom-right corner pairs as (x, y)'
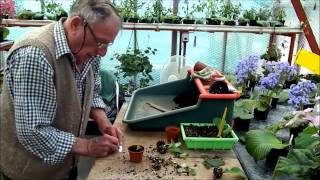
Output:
(85, 23), (113, 49)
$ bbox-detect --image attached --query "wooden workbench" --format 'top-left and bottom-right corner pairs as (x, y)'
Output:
(87, 103), (244, 180)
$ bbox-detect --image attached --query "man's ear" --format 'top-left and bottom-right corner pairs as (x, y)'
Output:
(70, 16), (85, 31)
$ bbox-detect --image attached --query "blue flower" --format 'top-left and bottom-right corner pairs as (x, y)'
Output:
(235, 55), (260, 85)
(258, 72), (281, 91)
(288, 80), (317, 108)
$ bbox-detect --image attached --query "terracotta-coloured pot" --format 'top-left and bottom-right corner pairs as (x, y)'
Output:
(165, 126), (180, 143)
(128, 145), (144, 163)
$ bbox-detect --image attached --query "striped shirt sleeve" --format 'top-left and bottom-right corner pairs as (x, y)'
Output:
(6, 46), (75, 165)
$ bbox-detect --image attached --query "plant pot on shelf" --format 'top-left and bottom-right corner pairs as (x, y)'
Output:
(223, 20), (236, 26)
(266, 147), (289, 168)
(249, 19), (258, 26)
(254, 107), (270, 120)
(206, 18), (221, 25)
(165, 126), (180, 143)
(127, 17), (139, 23)
(238, 19), (248, 26)
(233, 117), (251, 131)
(128, 145), (144, 163)
(182, 18), (195, 24)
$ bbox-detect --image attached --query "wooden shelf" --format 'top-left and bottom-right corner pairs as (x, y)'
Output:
(1, 19), (303, 35)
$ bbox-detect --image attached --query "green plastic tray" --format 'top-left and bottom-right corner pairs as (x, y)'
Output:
(180, 123), (239, 150)
(123, 75), (240, 131)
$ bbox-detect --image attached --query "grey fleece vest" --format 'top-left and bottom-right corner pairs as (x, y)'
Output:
(0, 23), (94, 180)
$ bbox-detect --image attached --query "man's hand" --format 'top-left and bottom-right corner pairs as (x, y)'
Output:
(87, 135), (119, 157)
(99, 125), (123, 145)
(90, 108), (124, 145)
(71, 136), (119, 157)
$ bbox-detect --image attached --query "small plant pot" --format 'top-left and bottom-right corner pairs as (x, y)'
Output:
(289, 124), (308, 145)
(127, 17), (139, 23)
(128, 145), (144, 163)
(249, 19), (257, 26)
(271, 97), (279, 109)
(165, 126), (180, 143)
(266, 148), (289, 168)
(223, 20), (236, 26)
(238, 20), (248, 26)
(254, 108), (270, 120)
(163, 18), (173, 24)
(206, 18), (221, 25)
(303, 103), (315, 109)
(233, 117), (251, 131)
(182, 19), (195, 24)
(284, 80), (297, 89)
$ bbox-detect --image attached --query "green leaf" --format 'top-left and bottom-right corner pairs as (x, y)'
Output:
(202, 157), (225, 169)
(224, 167), (247, 178)
(245, 130), (288, 160)
(273, 149), (320, 179)
(278, 89), (289, 103)
(294, 126), (318, 149)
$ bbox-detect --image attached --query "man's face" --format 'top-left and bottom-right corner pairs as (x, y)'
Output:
(74, 16), (120, 64)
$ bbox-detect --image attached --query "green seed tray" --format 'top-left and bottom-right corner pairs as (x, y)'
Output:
(180, 123), (239, 150)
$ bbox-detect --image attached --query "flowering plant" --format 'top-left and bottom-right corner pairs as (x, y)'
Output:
(235, 55), (260, 97)
(258, 61), (300, 108)
(0, 0), (16, 18)
(262, 61), (299, 83)
(288, 80), (317, 110)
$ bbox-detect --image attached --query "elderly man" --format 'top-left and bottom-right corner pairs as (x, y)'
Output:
(0, 0), (123, 179)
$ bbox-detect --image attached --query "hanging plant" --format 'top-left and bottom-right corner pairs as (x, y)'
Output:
(113, 47), (157, 95)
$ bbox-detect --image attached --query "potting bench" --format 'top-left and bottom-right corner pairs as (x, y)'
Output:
(87, 103), (244, 180)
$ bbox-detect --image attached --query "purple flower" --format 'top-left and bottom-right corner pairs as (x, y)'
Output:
(258, 73), (281, 91)
(262, 61), (299, 81)
(235, 55), (260, 85)
(288, 80), (317, 108)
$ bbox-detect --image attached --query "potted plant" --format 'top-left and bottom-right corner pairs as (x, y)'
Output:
(233, 99), (255, 131)
(113, 47), (157, 96)
(204, 0), (220, 25)
(235, 55), (260, 98)
(218, 1), (241, 26)
(118, 0), (143, 23)
(273, 123), (320, 179)
(288, 80), (317, 111)
(242, 8), (257, 26)
(261, 61), (300, 108)
(274, 7), (286, 26)
(45, 1), (67, 21)
(261, 44), (282, 62)
(181, 0), (195, 24)
(245, 129), (289, 167)
(16, 9), (34, 20)
(0, 26), (9, 42)
(256, 7), (271, 26)
(150, 0), (169, 23)
(0, 0), (16, 19)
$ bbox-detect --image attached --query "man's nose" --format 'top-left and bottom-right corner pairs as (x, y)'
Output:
(96, 47), (107, 56)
